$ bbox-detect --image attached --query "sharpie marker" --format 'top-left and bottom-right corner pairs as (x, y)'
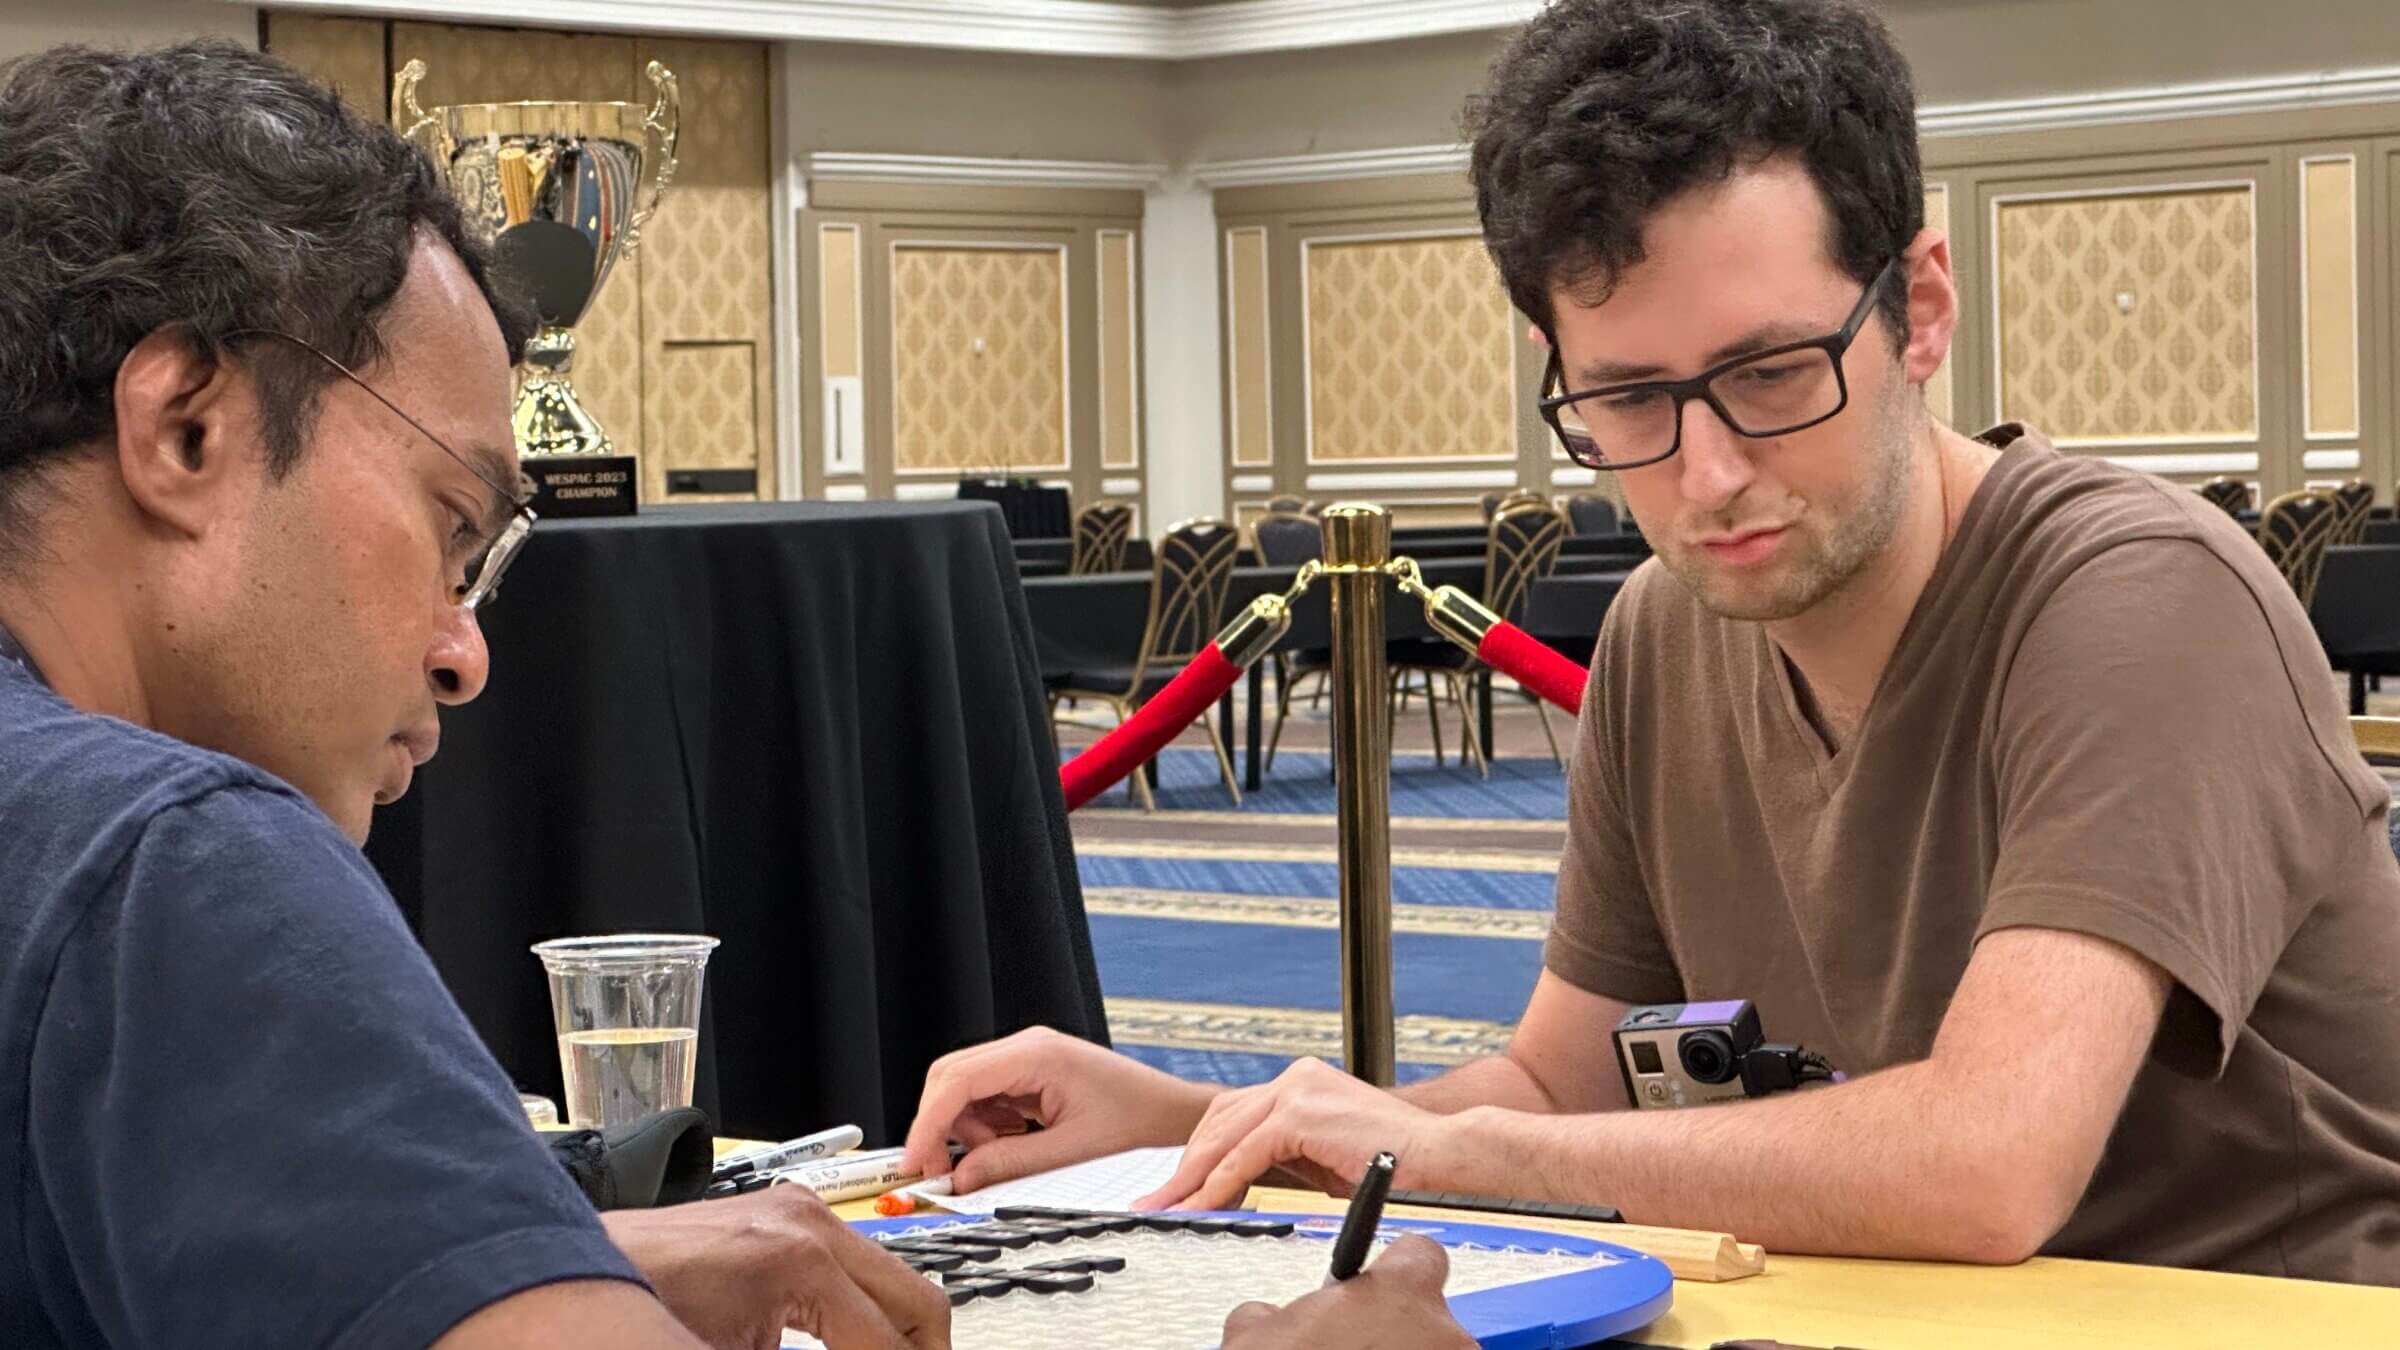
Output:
(769, 1150), (928, 1204)
(714, 1125), (867, 1180)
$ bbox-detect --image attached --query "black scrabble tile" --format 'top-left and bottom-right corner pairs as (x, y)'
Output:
(962, 1226), (1039, 1249)
(943, 1278), (1009, 1305)
(1018, 1272), (1096, 1295)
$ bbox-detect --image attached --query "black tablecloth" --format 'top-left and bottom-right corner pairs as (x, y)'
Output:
(365, 501), (1104, 1141)
(1014, 537), (1155, 574)
(2311, 544), (2400, 712)
(958, 479), (1073, 538)
(1523, 572), (1637, 656)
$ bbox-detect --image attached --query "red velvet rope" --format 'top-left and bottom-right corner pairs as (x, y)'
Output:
(1059, 643), (1246, 811)
(1475, 620), (1589, 714)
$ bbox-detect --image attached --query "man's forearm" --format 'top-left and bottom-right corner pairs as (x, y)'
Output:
(1392, 1054), (1560, 1115)
(1425, 1063), (2057, 1264)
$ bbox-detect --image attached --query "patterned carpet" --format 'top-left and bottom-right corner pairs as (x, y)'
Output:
(1068, 728), (1568, 1086)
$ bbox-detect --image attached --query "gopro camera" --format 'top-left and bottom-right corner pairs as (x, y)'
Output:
(1613, 1000), (1765, 1110)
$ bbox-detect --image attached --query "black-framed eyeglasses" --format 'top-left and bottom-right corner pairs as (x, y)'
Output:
(1538, 258), (1899, 471)
(223, 328), (535, 610)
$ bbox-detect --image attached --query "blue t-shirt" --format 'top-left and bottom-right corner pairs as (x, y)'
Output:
(0, 659), (643, 1347)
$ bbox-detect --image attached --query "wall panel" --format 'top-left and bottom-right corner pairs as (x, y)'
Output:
(634, 34), (776, 501)
(890, 245), (1069, 474)
(2302, 155), (2361, 441)
(1994, 184), (2258, 445)
(1302, 233), (1513, 463)
(1099, 229), (1142, 471)
(1225, 227), (1274, 467)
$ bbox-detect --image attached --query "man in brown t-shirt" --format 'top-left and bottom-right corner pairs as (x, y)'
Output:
(897, 0), (2400, 1283)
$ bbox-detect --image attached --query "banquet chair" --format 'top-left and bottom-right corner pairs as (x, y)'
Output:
(2332, 480), (2375, 547)
(1385, 500), (1569, 776)
(2258, 488), (2344, 610)
(2197, 476), (2251, 519)
(1562, 493), (1619, 535)
(1049, 518), (1243, 810)
(1253, 512), (1332, 776)
(1068, 501), (1135, 575)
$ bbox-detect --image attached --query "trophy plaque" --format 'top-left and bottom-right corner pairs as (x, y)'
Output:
(394, 59), (680, 518)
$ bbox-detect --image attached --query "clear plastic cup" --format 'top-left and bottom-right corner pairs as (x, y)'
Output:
(532, 933), (720, 1128)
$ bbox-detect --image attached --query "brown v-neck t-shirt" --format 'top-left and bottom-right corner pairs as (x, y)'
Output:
(1549, 424), (2400, 1284)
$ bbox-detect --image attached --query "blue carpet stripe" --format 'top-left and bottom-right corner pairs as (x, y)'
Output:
(1081, 887), (1551, 939)
(1078, 741), (1567, 1087)
(1088, 915), (1541, 1025)
(1075, 855), (1560, 910)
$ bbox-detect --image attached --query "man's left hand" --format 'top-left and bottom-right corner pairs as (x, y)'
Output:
(1137, 1058), (1450, 1210)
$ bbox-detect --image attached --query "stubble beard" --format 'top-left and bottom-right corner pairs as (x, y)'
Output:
(1664, 387), (1919, 623)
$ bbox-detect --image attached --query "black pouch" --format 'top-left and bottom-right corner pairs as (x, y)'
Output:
(546, 1106), (715, 1209)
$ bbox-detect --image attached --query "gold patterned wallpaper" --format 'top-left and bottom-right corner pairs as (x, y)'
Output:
(263, 14), (387, 121)
(890, 246), (1069, 474)
(1304, 234), (1515, 461)
(1996, 185), (2258, 443)
(630, 35), (776, 500)
(267, 18), (775, 501)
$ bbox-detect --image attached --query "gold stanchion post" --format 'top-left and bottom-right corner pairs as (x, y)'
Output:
(1319, 503), (1396, 1086)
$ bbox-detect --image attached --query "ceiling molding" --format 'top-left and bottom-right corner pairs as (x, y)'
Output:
(246, 0), (1523, 60)
(1191, 144), (1470, 188)
(808, 152), (1166, 190)
(1161, 0), (1539, 60)
(1919, 66), (2400, 137)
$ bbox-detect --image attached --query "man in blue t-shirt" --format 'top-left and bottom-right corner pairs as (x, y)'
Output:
(0, 41), (1467, 1350)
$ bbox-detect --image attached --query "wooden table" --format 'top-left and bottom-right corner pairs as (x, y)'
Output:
(1242, 1188), (2400, 1348)
(792, 1161), (2400, 1349)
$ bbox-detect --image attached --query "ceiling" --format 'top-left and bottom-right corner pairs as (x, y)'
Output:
(251, 0), (1538, 60)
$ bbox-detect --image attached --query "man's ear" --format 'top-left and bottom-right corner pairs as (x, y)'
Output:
(1899, 227), (1958, 391)
(110, 328), (254, 539)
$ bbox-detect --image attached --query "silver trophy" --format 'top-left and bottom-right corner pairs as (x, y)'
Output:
(393, 59), (678, 510)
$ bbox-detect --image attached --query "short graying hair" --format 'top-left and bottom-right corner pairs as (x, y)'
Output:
(0, 41), (535, 556)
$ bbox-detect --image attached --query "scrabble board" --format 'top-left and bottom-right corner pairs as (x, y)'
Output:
(780, 1206), (1674, 1349)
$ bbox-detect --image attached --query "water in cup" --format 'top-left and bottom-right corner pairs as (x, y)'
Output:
(532, 933), (719, 1128)
(558, 1026), (697, 1129)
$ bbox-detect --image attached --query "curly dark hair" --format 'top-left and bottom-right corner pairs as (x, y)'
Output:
(0, 41), (534, 557)
(1467, 0), (1921, 340)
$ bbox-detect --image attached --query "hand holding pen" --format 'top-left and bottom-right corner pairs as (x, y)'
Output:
(1221, 1153), (1475, 1350)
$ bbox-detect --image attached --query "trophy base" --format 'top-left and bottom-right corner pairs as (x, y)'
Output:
(524, 454), (639, 519)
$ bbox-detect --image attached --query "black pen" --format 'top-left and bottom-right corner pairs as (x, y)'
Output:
(1324, 1151), (1398, 1284)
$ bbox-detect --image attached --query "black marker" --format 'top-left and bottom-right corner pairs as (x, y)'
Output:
(1324, 1151), (1398, 1284)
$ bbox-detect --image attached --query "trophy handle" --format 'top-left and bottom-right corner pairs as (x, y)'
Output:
(625, 60), (680, 256)
(391, 58), (440, 160)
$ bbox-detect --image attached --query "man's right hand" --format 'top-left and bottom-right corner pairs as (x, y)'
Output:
(1220, 1236), (1476, 1349)
(602, 1186), (949, 1349)
(901, 1026), (1220, 1192)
